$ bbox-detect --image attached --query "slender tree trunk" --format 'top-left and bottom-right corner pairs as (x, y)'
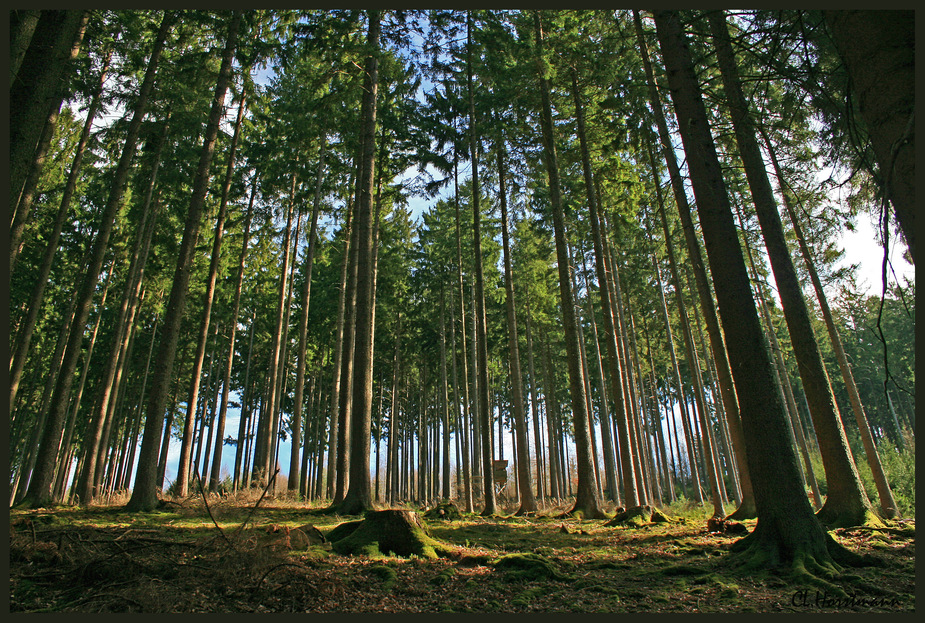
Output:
(76, 119), (169, 505)
(647, 200), (723, 517)
(532, 10), (604, 520)
(524, 307), (546, 501)
(19, 12), (174, 509)
(633, 10), (756, 519)
(325, 197), (354, 499)
(496, 146), (537, 514)
(439, 290), (452, 500)
(571, 72), (634, 508)
(9, 46), (114, 410)
(289, 134), (328, 492)
(338, 9), (381, 515)
(465, 12), (497, 516)
(762, 128), (899, 519)
(452, 155), (474, 513)
(126, 12), (242, 512)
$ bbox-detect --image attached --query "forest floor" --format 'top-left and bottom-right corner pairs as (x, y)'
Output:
(8, 492), (916, 614)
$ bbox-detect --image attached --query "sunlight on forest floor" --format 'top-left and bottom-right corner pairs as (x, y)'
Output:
(9, 492), (915, 613)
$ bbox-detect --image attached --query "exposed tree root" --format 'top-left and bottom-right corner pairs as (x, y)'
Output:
(730, 517), (876, 597)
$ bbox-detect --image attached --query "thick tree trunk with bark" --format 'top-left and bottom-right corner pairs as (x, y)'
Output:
(338, 10), (381, 516)
(633, 9), (756, 519)
(823, 11), (914, 263)
(653, 9), (863, 584)
(708, 11), (875, 529)
(10, 9), (89, 270)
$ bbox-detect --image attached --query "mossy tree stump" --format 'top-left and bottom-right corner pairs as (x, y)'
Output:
(330, 510), (456, 559)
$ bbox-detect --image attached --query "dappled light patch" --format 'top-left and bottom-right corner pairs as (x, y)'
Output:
(8, 501), (915, 612)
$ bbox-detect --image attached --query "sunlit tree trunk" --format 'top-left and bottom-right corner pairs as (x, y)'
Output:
(289, 134), (328, 492)
(126, 12), (242, 512)
(633, 10), (755, 519)
(653, 10), (861, 571)
(19, 12), (173, 509)
(762, 128), (899, 519)
(497, 146), (537, 514)
(533, 10), (604, 519)
(466, 12), (496, 516)
(338, 9), (381, 515)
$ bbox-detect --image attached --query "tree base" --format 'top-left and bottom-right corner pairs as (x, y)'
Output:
(329, 510), (457, 559)
(562, 501), (609, 520)
(816, 501), (885, 530)
(726, 495), (758, 521)
(730, 516), (872, 596)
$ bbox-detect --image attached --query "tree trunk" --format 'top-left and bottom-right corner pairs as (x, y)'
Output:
(126, 12), (242, 512)
(533, 10), (604, 519)
(9, 10), (42, 88)
(571, 73), (638, 509)
(653, 10), (863, 580)
(289, 134), (328, 492)
(633, 10), (755, 519)
(76, 118), (168, 505)
(709, 11), (874, 528)
(467, 12), (496, 516)
(9, 46), (114, 411)
(325, 196), (354, 499)
(823, 11), (914, 262)
(762, 128), (899, 519)
(10, 9), (89, 269)
(452, 155), (474, 513)
(496, 146), (537, 514)
(19, 12), (173, 509)
(338, 9), (381, 515)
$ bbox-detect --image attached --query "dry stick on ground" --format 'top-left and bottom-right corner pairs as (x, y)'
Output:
(193, 467), (236, 551)
(231, 467), (281, 540)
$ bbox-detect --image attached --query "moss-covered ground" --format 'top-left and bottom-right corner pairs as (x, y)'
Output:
(8, 493), (915, 613)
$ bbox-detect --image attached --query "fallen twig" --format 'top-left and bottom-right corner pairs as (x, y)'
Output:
(194, 466), (237, 551)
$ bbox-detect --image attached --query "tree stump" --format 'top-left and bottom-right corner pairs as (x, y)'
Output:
(424, 501), (462, 520)
(604, 505), (652, 527)
(330, 510), (456, 559)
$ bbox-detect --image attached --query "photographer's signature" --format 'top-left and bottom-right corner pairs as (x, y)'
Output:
(791, 589), (904, 610)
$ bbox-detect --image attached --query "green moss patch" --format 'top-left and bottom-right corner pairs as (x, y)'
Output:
(493, 552), (571, 582)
